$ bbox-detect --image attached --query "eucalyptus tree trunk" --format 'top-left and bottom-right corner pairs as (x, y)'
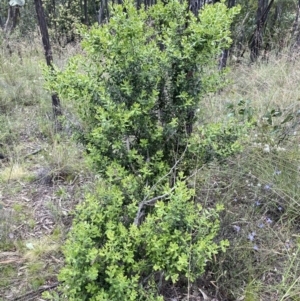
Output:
(98, 0), (110, 24)
(4, 5), (21, 34)
(250, 0), (266, 61)
(84, 0), (88, 24)
(249, 0), (274, 62)
(34, 0), (62, 129)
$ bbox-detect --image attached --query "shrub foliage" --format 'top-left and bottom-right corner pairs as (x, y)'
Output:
(59, 176), (227, 300)
(50, 0), (239, 180)
(45, 0), (240, 299)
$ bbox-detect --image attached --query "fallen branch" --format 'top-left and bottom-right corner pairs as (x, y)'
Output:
(11, 282), (59, 301)
(23, 148), (43, 159)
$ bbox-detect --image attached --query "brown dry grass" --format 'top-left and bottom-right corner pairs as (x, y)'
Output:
(0, 39), (92, 300)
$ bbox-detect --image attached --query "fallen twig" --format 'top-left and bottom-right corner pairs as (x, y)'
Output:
(10, 282), (59, 301)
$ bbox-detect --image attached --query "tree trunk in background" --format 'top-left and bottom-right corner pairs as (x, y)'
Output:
(4, 5), (20, 34)
(250, 0), (274, 62)
(250, 0), (266, 62)
(84, 0), (88, 25)
(297, 0), (300, 47)
(218, 0), (236, 69)
(291, 0), (300, 49)
(98, 0), (110, 24)
(34, 0), (62, 129)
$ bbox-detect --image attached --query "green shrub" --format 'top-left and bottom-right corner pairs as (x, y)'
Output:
(58, 175), (227, 301)
(48, 0), (240, 180)
(45, 0), (240, 299)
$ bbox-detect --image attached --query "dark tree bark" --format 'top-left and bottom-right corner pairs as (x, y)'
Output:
(98, 0), (104, 24)
(105, 0), (110, 20)
(249, 0), (274, 62)
(11, 6), (19, 31)
(218, 49), (229, 70)
(84, 0), (88, 25)
(34, 0), (62, 128)
(227, 0), (235, 7)
(250, 0), (266, 62)
(98, 0), (111, 24)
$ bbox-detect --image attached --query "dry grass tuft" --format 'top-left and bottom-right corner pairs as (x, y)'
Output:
(203, 51), (300, 124)
(197, 51), (300, 300)
(0, 38), (89, 300)
(0, 164), (28, 182)
(23, 236), (61, 262)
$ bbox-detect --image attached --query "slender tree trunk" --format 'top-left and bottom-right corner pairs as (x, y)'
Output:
(84, 0), (88, 25)
(98, 0), (105, 24)
(98, 0), (111, 24)
(218, 49), (229, 70)
(250, 0), (265, 62)
(12, 6), (20, 31)
(4, 5), (20, 34)
(297, 0), (300, 47)
(249, 0), (274, 62)
(0, 15), (3, 28)
(218, 0), (236, 69)
(34, 0), (62, 129)
(4, 6), (13, 33)
(291, 0), (300, 49)
(105, 0), (110, 21)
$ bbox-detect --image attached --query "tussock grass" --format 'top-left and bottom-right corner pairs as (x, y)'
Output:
(0, 52), (46, 113)
(196, 51), (300, 300)
(204, 51), (300, 125)
(199, 150), (300, 300)
(0, 164), (28, 182)
(23, 236), (61, 261)
(0, 39), (89, 299)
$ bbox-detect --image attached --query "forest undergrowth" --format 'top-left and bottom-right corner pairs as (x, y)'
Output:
(1, 35), (300, 301)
